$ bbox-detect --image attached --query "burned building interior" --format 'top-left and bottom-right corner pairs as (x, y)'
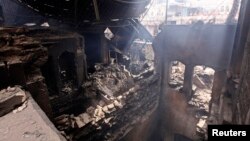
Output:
(0, 0), (250, 141)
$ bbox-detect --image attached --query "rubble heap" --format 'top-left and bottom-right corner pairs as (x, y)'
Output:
(169, 62), (185, 89)
(55, 43), (160, 141)
(83, 64), (135, 98)
(189, 66), (215, 138)
(0, 27), (160, 141)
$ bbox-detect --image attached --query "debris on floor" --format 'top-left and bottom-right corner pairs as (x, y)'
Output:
(0, 90), (64, 141)
(169, 62), (185, 90)
(0, 86), (28, 116)
(0, 26), (160, 141)
(53, 41), (160, 141)
(168, 63), (215, 139)
(190, 67), (214, 139)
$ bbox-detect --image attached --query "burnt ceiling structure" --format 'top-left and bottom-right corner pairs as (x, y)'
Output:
(16, 0), (150, 22)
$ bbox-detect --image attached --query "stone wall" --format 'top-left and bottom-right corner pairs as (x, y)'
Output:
(233, 29), (250, 124)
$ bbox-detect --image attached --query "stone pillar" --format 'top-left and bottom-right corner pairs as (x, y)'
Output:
(0, 4), (4, 26)
(210, 70), (227, 110)
(52, 56), (62, 94)
(208, 70), (227, 124)
(161, 59), (171, 94)
(26, 73), (54, 119)
(183, 64), (194, 99)
(100, 35), (109, 64)
(75, 48), (85, 87)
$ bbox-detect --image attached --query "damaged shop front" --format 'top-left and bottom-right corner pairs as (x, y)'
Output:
(1, 0), (248, 141)
(0, 21), (160, 141)
(0, 0), (162, 140)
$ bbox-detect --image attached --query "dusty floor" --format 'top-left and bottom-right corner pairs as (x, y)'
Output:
(161, 64), (215, 140)
(0, 93), (64, 141)
(117, 64), (215, 141)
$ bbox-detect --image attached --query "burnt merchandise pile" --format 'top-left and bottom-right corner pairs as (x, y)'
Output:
(55, 41), (160, 141)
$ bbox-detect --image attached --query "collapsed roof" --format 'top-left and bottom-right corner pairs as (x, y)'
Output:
(16, 0), (151, 22)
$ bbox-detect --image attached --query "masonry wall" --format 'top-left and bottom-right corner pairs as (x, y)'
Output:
(233, 28), (250, 124)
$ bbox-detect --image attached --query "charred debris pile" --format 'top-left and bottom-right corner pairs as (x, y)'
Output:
(0, 26), (160, 141)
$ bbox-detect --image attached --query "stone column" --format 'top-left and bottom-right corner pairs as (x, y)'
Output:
(209, 69), (227, 124)
(210, 70), (227, 110)
(183, 64), (194, 99)
(75, 48), (85, 87)
(100, 35), (109, 64)
(52, 56), (62, 94)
